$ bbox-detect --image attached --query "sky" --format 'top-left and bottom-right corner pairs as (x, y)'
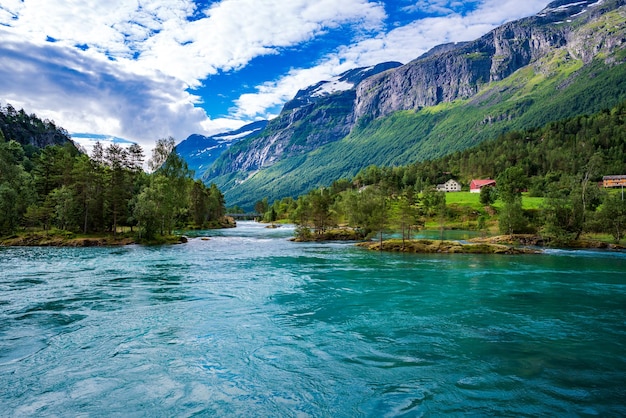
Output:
(0, 0), (551, 154)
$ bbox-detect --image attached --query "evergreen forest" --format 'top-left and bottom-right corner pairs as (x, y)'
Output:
(254, 101), (626, 245)
(0, 105), (227, 243)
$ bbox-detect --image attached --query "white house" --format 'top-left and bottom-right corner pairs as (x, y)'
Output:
(436, 179), (462, 192)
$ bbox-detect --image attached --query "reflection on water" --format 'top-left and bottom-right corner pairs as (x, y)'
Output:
(0, 221), (625, 417)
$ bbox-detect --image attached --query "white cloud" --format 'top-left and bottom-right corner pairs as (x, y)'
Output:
(228, 0), (549, 119)
(132, 0), (387, 87)
(0, 0), (388, 146)
(1, 0), (386, 85)
(0, 29), (207, 151)
(0, 0), (551, 150)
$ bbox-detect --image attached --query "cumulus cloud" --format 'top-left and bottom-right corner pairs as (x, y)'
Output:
(1, 0), (386, 85)
(0, 0), (550, 149)
(0, 30), (208, 150)
(151, 0), (386, 85)
(228, 0), (549, 119)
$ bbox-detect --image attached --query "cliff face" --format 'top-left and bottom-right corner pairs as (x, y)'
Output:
(206, 63), (401, 177)
(0, 104), (74, 149)
(353, 0), (626, 122)
(209, 91), (355, 175)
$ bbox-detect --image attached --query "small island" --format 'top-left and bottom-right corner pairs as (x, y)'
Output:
(291, 224), (625, 254)
(356, 237), (541, 254)
(355, 234), (625, 254)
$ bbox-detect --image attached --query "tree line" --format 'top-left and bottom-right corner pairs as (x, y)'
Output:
(256, 101), (626, 244)
(0, 112), (227, 240)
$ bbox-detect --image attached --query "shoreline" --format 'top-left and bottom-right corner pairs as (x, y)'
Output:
(0, 217), (237, 247)
(356, 234), (625, 254)
(1, 233), (143, 247)
(356, 238), (542, 255)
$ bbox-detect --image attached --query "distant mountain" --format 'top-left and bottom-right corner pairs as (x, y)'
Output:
(202, 62), (401, 177)
(176, 120), (268, 178)
(194, 0), (626, 209)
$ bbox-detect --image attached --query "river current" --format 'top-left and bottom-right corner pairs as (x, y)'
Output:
(1, 222), (625, 417)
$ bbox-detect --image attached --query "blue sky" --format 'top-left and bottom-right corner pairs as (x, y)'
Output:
(0, 0), (551, 153)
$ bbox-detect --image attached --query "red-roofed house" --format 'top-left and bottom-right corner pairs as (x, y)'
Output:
(470, 179), (496, 193)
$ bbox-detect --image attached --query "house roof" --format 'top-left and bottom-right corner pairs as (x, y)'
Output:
(470, 179), (496, 188)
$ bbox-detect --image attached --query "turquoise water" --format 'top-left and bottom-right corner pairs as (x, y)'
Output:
(1, 221), (625, 417)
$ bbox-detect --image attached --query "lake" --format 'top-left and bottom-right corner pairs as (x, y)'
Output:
(1, 221), (625, 416)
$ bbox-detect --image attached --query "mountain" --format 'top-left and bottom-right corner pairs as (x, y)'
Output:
(1, 103), (75, 151)
(176, 120), (268, 178)
(204, 62), (401, 178)
(352, 0), (625, 121)
(198, 0), (626, 209)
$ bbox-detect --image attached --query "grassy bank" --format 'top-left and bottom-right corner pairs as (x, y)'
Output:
(0, 229), (189, 247)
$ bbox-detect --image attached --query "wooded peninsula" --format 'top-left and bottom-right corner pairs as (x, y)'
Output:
(0, 104), (229, 245)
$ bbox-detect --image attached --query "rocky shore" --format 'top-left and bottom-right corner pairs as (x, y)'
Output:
(356, 234), (625, 254)
(468, 234), (625, 250)
(0, 233), (137, 247)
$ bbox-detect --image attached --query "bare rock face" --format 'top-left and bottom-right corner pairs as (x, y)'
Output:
(353, 0), (625, 122)
(208, 64), (401, 176)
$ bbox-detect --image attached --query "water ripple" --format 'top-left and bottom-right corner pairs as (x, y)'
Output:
(1, 222), (625, 416)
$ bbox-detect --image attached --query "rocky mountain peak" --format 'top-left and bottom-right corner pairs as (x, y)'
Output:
(282, 62), (402, 112)
(353, 0), (625, 122)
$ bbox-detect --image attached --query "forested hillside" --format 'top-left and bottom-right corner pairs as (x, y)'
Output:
(375, 101), (626, 191)
(0, 104), (74, 151)
(258, 101), (626, 244)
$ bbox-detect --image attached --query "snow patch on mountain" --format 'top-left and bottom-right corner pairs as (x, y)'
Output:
(311, 79), (354, 97)
(216, 127), (264, 142)
(538, 0), (605, 17)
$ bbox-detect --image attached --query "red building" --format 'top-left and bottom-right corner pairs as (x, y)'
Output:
(470, 179), (496, 193)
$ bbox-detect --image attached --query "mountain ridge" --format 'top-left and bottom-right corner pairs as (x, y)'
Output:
(203, 62), (402, 177)
(182, 0), (626, 209)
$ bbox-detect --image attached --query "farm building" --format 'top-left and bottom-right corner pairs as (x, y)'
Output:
(470, 179), (496, 193)
(436, 179), (462, 192)
(603, 175), (626, 188)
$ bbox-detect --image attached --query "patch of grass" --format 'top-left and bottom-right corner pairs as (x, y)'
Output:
(444, 192), (483, 210)
(520, 194), (544, 210)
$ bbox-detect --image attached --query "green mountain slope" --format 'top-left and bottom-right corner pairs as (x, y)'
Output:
(207, 2), (626, 209)
(217, 54), (626, 208)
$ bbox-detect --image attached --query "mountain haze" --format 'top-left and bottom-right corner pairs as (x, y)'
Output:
(176, 120), (268, 178)
(188, 0), (626, 209)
